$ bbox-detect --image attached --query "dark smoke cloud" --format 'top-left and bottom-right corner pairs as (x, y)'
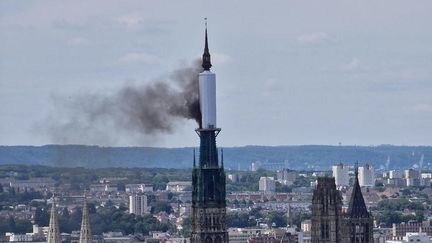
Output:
(38, 60), (202, 145)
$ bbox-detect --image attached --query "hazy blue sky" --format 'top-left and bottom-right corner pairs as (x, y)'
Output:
(1, 0), (431, 147)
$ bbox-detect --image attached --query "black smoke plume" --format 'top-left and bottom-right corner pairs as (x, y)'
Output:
(39, 60), (202, 145)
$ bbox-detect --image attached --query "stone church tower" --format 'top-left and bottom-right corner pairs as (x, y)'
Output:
(190, 24), (228, 243)
(345, 166), (374, 243)
(311, 166), (374, 243)
(311, 177), (344, 243)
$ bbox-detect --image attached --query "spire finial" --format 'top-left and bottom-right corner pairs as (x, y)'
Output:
(47, 192), (60, 243)
(202, 18), (212, 71)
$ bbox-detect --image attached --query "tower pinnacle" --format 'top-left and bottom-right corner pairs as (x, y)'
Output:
(47, 195), (60, 243)
(79, 193), (92, 243)
(345, 163), (374, 242)
(202, 19), (212, 71)
(347, 163), (369, 218)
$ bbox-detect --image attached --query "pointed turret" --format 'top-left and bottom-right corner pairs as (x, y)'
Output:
(79, 194), (92, 243)
(202, 21), (212, 71)
(345, 164), (374, 243)
(47, 195), (60, 243)
(347, 164), (370, 218)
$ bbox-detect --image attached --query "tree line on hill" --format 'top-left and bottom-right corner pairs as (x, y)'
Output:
(1, 145), (431, 170)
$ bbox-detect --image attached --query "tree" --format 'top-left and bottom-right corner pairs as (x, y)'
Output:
(293, 176), (309, 187)
(293, 213), (311, 228)
(151, 202), (173, 214)
(180, 217), (192, 237)
(8, 217), (16, 230)
(34, 207), (49, 227)
(14, 220), (32, 234)
(227, 213), (255, 228)
(378, 199), (423, 211)
(376, 211), (403, 226)
(250, 207), (263, 219)
(267, 212), (286, 227)
(117, 183), (126, 192)
(9, 187), (16, 196)
(147, 194), (156, 205)
(275, 182), (292, 193)
(62, 207), (70, 217)
(87, 203), (97, 214)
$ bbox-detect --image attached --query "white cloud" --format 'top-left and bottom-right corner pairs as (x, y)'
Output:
(341, 57), (360, 71)
(297, 32), (334, 46)
(211, 53), (232, 65)
(412, 103), (432, 112)
(319, 57), (362, 73)
(116, 15), (144, 32)
(67, 37), (90, 46)
(118, 52), (161, 65)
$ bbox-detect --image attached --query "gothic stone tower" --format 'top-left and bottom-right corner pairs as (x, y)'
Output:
(191, 25), (228, 243)
(345, 167), (373, 243)
(311, 177), (344, 243)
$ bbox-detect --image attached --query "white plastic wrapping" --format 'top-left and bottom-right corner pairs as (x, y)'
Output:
(199, 71), (217, 129)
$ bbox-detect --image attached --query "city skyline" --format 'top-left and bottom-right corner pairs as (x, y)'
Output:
(1, 0), (432, 147)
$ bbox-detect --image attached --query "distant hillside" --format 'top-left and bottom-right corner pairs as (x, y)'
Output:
(0, 145), (431, 170)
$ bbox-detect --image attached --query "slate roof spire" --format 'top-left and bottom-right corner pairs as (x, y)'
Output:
(347, 163), (370, 218)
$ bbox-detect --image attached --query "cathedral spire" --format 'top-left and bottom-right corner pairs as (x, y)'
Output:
(47, 195), (60, 243)
(347, 163), (369, 218)
(202, 18), (212, 71)
(79, 193), (92, 243)
(345, 163), (374, 243)
(191, 20), (227, 243)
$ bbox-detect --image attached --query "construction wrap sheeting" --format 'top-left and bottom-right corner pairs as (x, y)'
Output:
(199, 70), (217, 129)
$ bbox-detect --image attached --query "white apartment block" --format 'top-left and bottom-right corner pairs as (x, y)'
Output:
(129, 194), (148, 216)
(389, 170), (403, 179)
(359, 164), (375, 187)
(166, 181), (192, 192)
(276, 169), (298, 186)
(259, 177), (275, 192)
(332, 163), (349, 187)
(125, 184), (153, 193)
